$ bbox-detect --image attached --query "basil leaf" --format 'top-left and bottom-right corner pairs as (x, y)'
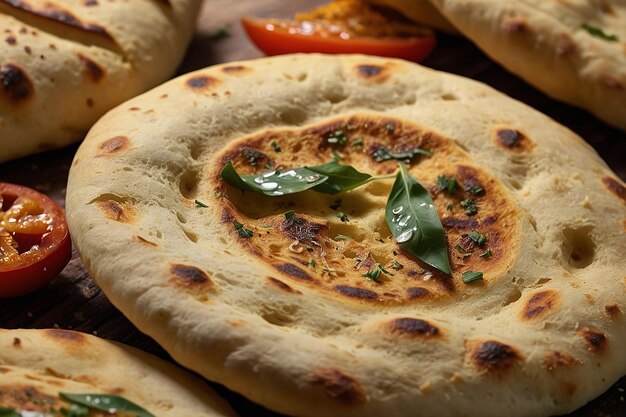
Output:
(60, 393), (155, 417)
(220, 162), (328, 196)
(0, 408), (19, 417)
(386, 163), (452, 276)
(306, 162), (373, 194)
(581, 23), (619, 42)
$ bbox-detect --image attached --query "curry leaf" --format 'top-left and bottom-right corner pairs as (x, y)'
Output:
(581, 23), (619, 42)
(307, 161), (373, 194)
(60, 393), (155, 417)
(385, 163), (452, 276)
(0, 408), (19, 417)
(220, 161), (328, 196)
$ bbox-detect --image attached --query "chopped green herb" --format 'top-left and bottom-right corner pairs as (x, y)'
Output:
(386, 123), (396, 133)
(271, 141), (282, 152)
(335, 234), (352, 240)
(468, 231), (487, 247)
(284, 210), (296, 220)
(467, 185), (484, 195)
(60, 393), (155, 417)
(460, 198), (477, 215)
(371, 145), (432, 163)
(306, 245), (314, 252)
(437, 175), (458, 193)
(454, 244), (467, 254)
(462, 271), (484, 284)
(330, 199), (342, 210)
(479, 249), (493, 259)
(446, 203), (454, 211)
(581, 23), (619, 42)
(232, 220), (253, 238)
(362, 264), (393, 282)
(242, 147), (265, 166)
(209, 25), (231, 40)
(390, 260), (404, 270)
(352, 137), (364, 148)
(195, 199), (208, 208)
(0, 408), (19, 417)
(336, 212), (349, 222)
(328, 130), (347, 146)
(309, 259), (316, 268)
(331, 150), (344, 161)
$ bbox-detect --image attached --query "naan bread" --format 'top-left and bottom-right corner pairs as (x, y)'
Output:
(66, 54), (626, 417)
(367, 0), (457, 33)
(374, 0), (626, 131)
(0, 0), (202, 163)
(0, 328), (237, 417)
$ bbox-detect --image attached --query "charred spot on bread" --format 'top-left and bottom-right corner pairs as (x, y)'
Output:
(276, 263), (313, 281)
(98, 136), (130, 155)
(170, 264), (211, 286)
(186, 75), (218, 90)
(543, 351), (582, 371)
(494, 128), (533, 151)
(334, 285), (378, 300)
(311, 368), (366, 405)
(605, 304), (622, 318)
(521, 290), (560, 320)
(267, 277), (302, 294)
(580, 327), (608, 353)
(469, 340), (521, 373)
(602, 177), (626, 204)
(387, 317), (440, 338)
(44, 329), (85, 343)
(78, 53), (105, 82)
(0, 63), (34, 104)
(407, 287), (431, 298)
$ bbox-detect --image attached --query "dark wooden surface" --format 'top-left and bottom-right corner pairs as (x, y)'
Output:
(0, 1), (624, 416)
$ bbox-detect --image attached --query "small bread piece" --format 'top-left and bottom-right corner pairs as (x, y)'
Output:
(424, 0), (626, 131)
(66, 54), (626, 417)
(0, 0), (202, 163)
(367, 0), (457, 33)
(0, 328), (238, 417)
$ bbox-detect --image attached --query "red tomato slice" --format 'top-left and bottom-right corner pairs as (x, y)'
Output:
(241, 16), (436, 63)
(0, 183), (72, 298)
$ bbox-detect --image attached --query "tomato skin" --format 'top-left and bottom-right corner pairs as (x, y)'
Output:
(241, 17), (436, 63)
(0, 183), (72, 298)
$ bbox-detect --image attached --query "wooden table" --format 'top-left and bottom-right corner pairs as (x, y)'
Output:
(1, 1), (624, 416)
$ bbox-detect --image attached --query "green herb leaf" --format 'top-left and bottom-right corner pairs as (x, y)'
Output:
(232, 220), (253, 238)
(446, 203), (454, 211)
(386, 123), (396, 133)
(271, 141), (282, 152)
(336, 212), (349, 222)
(372, 145), (432, 163)
(209, 25), (231, 40)
(467, 185), (484, 195)
(389, 260), (404, 270)
(362, 264), (392, 282)
(309, 259), (316, 268)
(454, 244), (466, 254)
(327, 130), (347, 146)
(195, 199), (208, 208)
(0, 408), (19, 417)
(284, 210), (296, 220)
(581, 23), (619, 41)
(479, 249), (492, 259)
(307, 161), (373, 195)
(61, 403), (90, 417)
(460, 198), (477, 216)
(221, 162), (328, 196)
(468, 231), (487, 247)
(352, 138), (364, 148)
(386, 163), (452, 276)
(437, 175), (458, 193)
(335, 234), (352, 240)
(60, 393), (155, 417)
(462, 271), (484, 284)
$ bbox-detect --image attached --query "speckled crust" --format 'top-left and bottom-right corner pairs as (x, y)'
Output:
(0, 329), (237, 417)
(0, 0), (202, 163)
(66, 54), (626, 417)
(422, 0), (626, 131)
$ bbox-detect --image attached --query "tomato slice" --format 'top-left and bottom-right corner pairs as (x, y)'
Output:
(241, 16), (436, 63)
(0, 183), (72, 298)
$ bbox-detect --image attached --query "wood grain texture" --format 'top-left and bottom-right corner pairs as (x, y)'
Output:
(0, 0), (624, 416)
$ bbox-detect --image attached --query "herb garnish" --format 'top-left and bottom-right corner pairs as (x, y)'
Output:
(468, 231), (487, 247)
(232, 220), (253, 238)
(0, 408), (19, 417)
(437, 175), (458, 193)
(581, 23), (619, 42)
(352, 138), (364, 148)
(372, 145), (432, 163)
(242, 147), (265, 166)
(446, 203), (454, 211)
(309, 259), (316, 268)
(307, 161), (387, 194)
(284, 210), (296, 220)
(195, 199), (208, 208)
(460, 198), (477, 215)
(362, 264), (392, 282)
(467, 185), (484, 195)
(336, 212), (349, 222)
(271, 141), (282, 152)
(386, 163), (452, 276)
(385, 123), (396, 133)
(327, 130), (347, 146)
(389, 260), (404, 270)
(60, 393), (155, 417)
(462, 271), (484, 283)
(209, 25), (231, 40)
(479, 249), (493, 259)
(331, 150), (344, 161)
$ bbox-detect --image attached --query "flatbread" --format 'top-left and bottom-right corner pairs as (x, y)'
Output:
(376, 0), (626, 131)
(0, 328), (237, 416)
(0, 0), (202, 163)
(66, 54), (626, 417)
(367, 0), (457, 33)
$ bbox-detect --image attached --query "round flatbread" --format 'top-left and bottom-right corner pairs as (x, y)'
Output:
(0, 0), (202, 163)
(66, 54), (626, 417)
(367, 0), (457, 33)
(0, 328), (237, 416)
(378, 0), (626, 131)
